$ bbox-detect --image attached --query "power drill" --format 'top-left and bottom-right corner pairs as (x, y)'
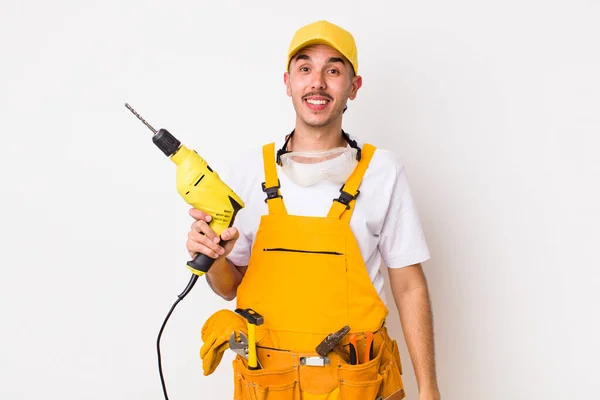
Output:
(124, 103), (244, 399)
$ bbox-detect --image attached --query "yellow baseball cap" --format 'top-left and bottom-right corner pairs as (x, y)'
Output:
(287, 20), (358, 75)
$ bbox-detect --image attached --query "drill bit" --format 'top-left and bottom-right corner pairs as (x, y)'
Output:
(125, 103), (157, 134)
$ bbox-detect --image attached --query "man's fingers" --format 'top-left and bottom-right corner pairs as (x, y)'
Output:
(186, 220), (236, 260)
(189, 208), (212, 222)
(192, 219), (218, 242)
(220, 227), (239, 241)
(188, 230), (225, 256)
(189, 242), (220, 259)
(220, 228), (239, 255)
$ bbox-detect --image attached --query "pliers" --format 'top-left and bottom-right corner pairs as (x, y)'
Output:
(348, 332), (374, 365)
(229, 331), (263, 369)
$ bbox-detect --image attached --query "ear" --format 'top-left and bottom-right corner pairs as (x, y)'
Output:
(348, 75), (362, 100)
(283, 71), (291, 97)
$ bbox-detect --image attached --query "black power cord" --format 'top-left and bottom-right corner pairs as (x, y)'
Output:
(156, 274), (199, 400)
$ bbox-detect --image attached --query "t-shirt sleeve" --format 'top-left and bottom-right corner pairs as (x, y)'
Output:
(378, 164), (431, 268)
(222, 152), (255, 267)
(225, 216), (252, 267)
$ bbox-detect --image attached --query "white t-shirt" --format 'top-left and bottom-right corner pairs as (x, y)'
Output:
(225, 134), (430, 305)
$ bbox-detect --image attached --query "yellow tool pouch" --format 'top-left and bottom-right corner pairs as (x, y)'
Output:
(232, 328), (404, 400)
(230, 142), (406, 399)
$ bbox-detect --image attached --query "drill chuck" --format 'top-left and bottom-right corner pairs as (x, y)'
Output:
(124, 103), (180, 157)
(153, 129), (182, 157)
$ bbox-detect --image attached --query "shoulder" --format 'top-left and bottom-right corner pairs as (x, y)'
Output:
(348, 134), (406, 179)
(370, 147), (404, 175)
(224, 138), (284, 196)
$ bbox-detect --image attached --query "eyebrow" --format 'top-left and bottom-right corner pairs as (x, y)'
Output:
(294, 54), (346, 66)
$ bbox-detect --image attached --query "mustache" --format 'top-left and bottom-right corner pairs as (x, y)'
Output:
(302, 92), (333, 101)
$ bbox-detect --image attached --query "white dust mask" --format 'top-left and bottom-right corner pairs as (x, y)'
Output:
(280, 146), (359, 187)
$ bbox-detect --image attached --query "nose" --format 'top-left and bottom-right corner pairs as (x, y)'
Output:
(310, 70), (326, 90)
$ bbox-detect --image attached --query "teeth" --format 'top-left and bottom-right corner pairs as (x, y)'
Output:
(307, 99), (328, 105)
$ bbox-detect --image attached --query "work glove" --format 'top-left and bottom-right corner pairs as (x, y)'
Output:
(200, 309), (247, 376)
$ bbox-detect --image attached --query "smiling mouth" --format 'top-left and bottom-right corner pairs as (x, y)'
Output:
(306, 99), (329, 105)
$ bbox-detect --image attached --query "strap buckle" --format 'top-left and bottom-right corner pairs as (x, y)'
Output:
(333, 186), (359, 209)
(261, 179), (282, 203)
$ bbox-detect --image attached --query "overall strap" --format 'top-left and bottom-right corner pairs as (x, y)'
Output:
(262, 143), (287, 215)
(327, 143), (376, 222)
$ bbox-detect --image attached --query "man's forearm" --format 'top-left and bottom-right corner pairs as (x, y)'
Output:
(205, 257), (244, 301)
(394, 283), (439, 394)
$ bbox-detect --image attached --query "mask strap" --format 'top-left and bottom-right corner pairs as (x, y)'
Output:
(341, 130), (362, 161)
(276, 130), (295, 166)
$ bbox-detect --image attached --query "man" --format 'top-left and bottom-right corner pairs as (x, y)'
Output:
(188, 20), (440, 400)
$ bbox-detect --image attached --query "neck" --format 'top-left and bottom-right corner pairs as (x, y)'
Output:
(288, 118), (347, 152)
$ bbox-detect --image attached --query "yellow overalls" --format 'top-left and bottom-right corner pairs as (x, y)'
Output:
(233, 142), (405, 400)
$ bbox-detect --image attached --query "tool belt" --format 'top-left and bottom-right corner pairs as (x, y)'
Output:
(232, 326), (404, 400)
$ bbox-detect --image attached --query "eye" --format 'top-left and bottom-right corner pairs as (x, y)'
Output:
(327, 68), (340, 75)
(299, 66), (310, 72)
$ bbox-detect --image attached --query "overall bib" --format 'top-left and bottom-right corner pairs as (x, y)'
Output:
(233, 142), (405, 400)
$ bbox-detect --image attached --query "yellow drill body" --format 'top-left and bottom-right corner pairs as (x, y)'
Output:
(171, 145), (245, 237)
(169, 145), (245, 276)
(124, 102), (244, 277)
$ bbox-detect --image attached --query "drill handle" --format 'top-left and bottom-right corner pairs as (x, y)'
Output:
(186, 232), (232, 276)
(177, 240), (226, 300)
(186, 246), (220, 276)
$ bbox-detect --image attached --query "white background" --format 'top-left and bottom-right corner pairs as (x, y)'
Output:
(1, 0), (599, 399)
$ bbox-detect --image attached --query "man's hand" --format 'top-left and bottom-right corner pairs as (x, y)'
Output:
(186, 208), (245, 301)
(186, 208), (239, 260)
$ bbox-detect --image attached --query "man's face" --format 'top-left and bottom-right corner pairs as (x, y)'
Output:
(284, 44), (362, 129)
